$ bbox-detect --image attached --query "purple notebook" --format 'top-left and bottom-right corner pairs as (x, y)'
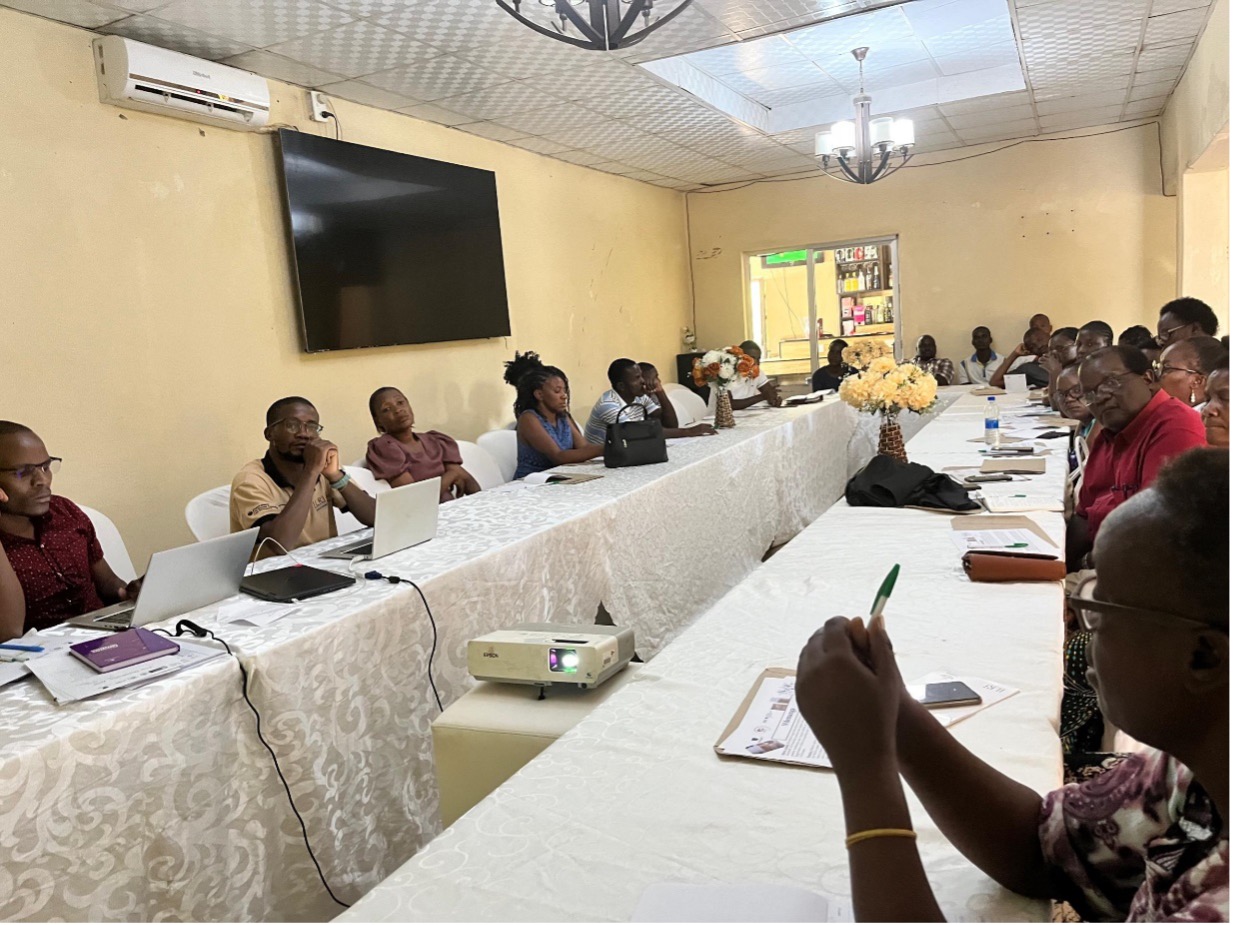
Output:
(69, 628), (180, 673)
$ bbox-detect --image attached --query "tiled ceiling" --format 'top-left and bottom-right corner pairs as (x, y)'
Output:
(2, 0), (1215, 190)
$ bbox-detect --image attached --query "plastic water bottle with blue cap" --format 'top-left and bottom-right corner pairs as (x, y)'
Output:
(984, 395), (1001, 447)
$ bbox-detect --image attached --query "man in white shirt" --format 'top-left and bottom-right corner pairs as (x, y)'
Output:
(585, 358), (715, 444)
(708, 341), (783, 411)
(957, 326), (1004, 385)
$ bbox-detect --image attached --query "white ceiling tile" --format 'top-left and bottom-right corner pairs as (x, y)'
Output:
(940, 90), (1032, 115)
(1029, 54), (1136, 87)
(1123, 95), (1171, 116)
(722, 60), (832, 92)
(364, 55), (507, 101)
(432, 80), (564, 120)
(610, 166), (675, 182)
(609, 5), (735, 61)
(1143, 6), (1210, 45)
(1031, 75), (1131, 99)
(374, 0), (530, 52)
(315, 0), (401, 16)
(1021, 21), (1142, 65)
(956, 115), (1038, 136)
(687, 35), (811, 75)
(396, 101), (474, 126)
(1133, 64), (1185, 83)
(1148, 0), (1210, 13)
(455, 121), (530, 142)
(507, 135), (576, 155)
(541, 60), (670, 101)
(1128, 77), (1178, 100)
(1135, 45), (1193, 70)
(920, 15), (1016, 56)
(101, 14), (253, 59)
(453, 37), (601, 80)
(552, 149), (618, 166)
(584, 85), (695, 118)
(933, 42), (1021, 76)
(694, 0), (842, 34)
(1018, 0), (1148, 33)
(151, 0), (353, 48)
(1036, 89), (1130, 115)
(316, 79), (420, 109)
(264, 20), (437, 79)
(631, 105), (742, 137)
(1, 0), (127, 27)
(492, 103), (611, 137)
(103, 0), (171, 10)
(223, 49), (343, 87)
(750, 82), (841, 107)
(946, 104), (1036, 128)
(1038, 105), (1125, 130)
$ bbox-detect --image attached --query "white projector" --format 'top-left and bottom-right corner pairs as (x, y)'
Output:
(467, 623), (635, 689)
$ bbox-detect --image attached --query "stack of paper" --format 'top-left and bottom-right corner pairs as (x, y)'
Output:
(26, 636), (227, 705)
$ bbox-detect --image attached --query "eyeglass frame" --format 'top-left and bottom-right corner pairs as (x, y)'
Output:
(1068, 574), (1222, 634)
(1081, 370), (1142, 406)
(1152, 359), (1203, 380)
(0, 457), (63, 481)
(269, 418), (324, 436)
(1155, 322), (1189, 347)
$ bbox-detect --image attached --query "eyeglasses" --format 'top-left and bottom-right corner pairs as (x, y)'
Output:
(1068, 574), (1222, 633)
(0, 457), (62, 481)
(1152, 360), (1202, 379)
(1081, 371), (1137, 406)
(1058, 384), (1084, 401)
(1155, 323), (1187, 346)
(272, 419), (324, 436)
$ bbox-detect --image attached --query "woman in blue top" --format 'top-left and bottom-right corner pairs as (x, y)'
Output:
(504, 352), (603, 480)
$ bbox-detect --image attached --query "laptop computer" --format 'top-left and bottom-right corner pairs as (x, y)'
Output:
(322, 477), (440, 561)
(68, 528), (259, 631)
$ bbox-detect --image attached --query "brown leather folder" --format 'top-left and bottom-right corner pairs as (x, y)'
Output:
(962, 550), (1066, 582)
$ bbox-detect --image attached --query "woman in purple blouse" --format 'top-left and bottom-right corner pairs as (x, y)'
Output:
(365, 387), (480, 503)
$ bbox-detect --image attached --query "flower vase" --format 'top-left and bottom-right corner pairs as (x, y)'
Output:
(877, 412), (908, 464)
(714, 389), (736, 429)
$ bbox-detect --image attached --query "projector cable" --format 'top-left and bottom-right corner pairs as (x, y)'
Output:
(364, 570), (443, 712)
(153, 620), (351, 909)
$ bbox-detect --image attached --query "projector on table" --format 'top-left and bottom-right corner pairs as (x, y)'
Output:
(467, 623), (635, 690)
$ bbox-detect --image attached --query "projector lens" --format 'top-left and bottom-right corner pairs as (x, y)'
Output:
(549, 648), (579, 673)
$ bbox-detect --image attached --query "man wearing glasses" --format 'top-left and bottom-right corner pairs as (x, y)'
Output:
(0, 422), (141, 641)
(230, 397), (375, 557)
(1068, 346), (1205, 569)
(1157, 297), (1219, 348)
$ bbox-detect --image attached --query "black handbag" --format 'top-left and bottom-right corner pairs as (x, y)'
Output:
(604, 404), (668, 469)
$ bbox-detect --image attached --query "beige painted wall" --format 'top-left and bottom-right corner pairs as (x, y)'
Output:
(1161, 0), (1228, 187)
(1179, 166), (1230, 322)
(687, 125), (1177, 368)
(0, 9), (692, 563)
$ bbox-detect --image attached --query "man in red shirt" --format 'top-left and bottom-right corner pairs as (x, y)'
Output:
(1068, 346), (1207, 568)
(0, 422), (140, 642)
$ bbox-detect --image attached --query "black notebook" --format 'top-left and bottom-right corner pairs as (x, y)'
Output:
(240, 565), (355, 602)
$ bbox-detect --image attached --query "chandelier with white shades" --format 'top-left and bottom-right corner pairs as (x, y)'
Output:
(495, 0), (695, 51)
(814, 48), (915, 185)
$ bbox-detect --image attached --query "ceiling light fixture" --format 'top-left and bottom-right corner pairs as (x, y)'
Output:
(495, 0), (694, 51)
(814, 48), (915, 184)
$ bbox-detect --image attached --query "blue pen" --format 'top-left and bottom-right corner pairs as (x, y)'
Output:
(0, 642), (44, 653)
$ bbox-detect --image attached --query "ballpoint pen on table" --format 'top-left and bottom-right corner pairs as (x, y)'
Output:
(868, 563), (900, 633)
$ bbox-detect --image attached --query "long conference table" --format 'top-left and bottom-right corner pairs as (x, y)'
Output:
(338, 390), (1066, 923)
(0, 393), (958, 922)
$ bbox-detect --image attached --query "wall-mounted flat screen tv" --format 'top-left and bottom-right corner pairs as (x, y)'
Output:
(276, 129), (511, 352)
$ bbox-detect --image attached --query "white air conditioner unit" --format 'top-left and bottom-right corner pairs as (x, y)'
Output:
(92, 35), (270, 131)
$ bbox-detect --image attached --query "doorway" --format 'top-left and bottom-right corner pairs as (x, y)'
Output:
(745, 236), (900, 383)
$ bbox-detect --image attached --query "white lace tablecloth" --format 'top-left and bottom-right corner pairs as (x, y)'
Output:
(2, 396), (933, 922)
(338, 392), (1065, 923)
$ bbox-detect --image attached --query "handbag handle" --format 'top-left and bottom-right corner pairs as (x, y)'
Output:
(614, 402), (647, 423)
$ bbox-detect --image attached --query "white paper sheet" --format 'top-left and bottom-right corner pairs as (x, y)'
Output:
(0, 631), (84, 687)
(716, 675), (833, 768)
(218, 597), (296, 627)
(632, 883), (852, 923)
(950, 527), (1056, 556)
(978, 488), (1066, 513)
(26, 636), (227, 705)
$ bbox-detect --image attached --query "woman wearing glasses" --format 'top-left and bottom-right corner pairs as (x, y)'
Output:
(793, 448), (1228, 922)
(1154, 336), (1227, 408)
(0, 422), (142, 642)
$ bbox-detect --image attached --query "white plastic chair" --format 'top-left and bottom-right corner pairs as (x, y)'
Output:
(335, 465), (390, 535)
(185, 486), (232, 542)
(79, 505), (137, 582)
(662, 383), (708, 427)
(456, 440), (506, 490)
(477, 429), (518, 483)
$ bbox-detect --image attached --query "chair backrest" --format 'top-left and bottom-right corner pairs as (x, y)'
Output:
(456, 440), (505, 490)
(335, 465), (390, 535)
(184, 486), (232, 542)
(663, 382), (708, 426)
(477, 429), (518, 483)
(79, 505), (137, 582)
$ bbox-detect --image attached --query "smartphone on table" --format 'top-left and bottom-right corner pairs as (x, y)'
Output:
(908, 681), (983, 709)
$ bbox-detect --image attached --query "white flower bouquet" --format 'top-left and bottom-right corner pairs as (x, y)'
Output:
(692, 346), (760, 393)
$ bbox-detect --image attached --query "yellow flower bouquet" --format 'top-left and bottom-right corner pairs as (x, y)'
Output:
(841, 339), (894, 370)
(840, 356), (938, 416)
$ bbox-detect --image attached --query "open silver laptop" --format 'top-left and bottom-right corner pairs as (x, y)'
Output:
(323, 477), (440, 561)
(68, 528), (259, 631)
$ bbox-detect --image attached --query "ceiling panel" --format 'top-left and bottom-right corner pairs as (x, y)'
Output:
(1, 0), (1214, 191)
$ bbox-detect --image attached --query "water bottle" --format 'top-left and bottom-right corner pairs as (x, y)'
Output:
(984, 395), (1001, 447)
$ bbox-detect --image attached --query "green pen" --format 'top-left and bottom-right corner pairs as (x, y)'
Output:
(1005, 542), (1029, 548)
(869, 563), (900, 631)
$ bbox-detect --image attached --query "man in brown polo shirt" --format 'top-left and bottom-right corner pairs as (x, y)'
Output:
(230, 396), (376, 557)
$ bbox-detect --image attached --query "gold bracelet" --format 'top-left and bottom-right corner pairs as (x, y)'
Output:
(844, 828), (917, 849)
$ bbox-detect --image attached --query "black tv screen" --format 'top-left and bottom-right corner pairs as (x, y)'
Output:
(276, 130), (511, 352)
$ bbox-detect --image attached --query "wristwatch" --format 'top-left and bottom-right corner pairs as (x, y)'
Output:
(329, 471), (351, 491)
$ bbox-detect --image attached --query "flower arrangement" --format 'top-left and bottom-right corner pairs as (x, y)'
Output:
(692, 346), (760, 392)
(839, 355), (938, 417)
(841, 339), (894, 370)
